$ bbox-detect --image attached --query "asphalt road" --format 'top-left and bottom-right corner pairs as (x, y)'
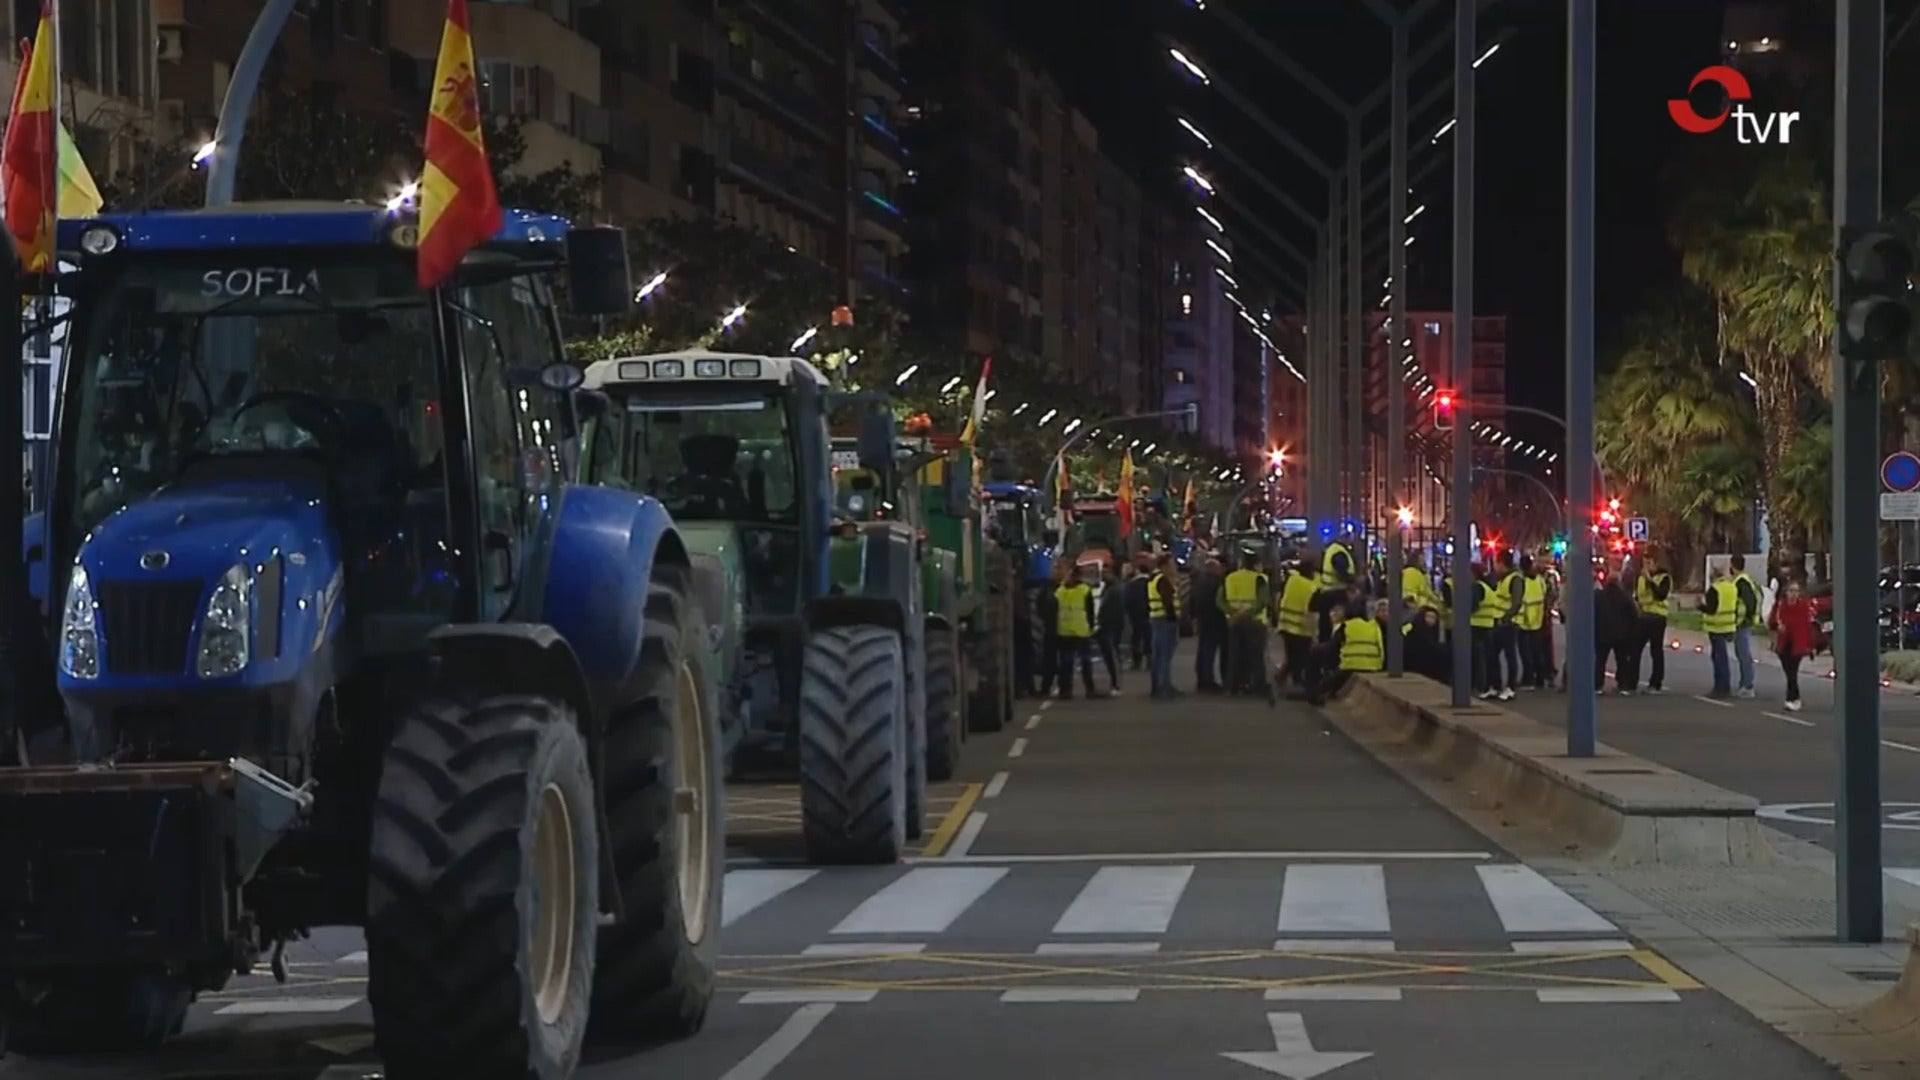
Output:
(1, 652), (1842, 1080)
(1498, 632), (1920, 868)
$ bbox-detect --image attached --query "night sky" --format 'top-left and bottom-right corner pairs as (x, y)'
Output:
(995, 0), (1736, 453)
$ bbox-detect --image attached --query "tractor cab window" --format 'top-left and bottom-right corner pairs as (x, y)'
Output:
(593, 394), (797, 524)
(60, 255), (451, 616)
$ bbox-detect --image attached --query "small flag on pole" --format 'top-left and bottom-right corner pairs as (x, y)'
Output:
(2, 4), (59, 270)
(959, 357), (992, 446)
(417, 0), (504, 288)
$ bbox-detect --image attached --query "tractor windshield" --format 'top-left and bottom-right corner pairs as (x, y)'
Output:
(59, 255), (444, 540)
(586, 391), (798, 524)
(987, 495), (1039, 547)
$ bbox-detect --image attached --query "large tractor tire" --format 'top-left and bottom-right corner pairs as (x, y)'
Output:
(3, 971), (189, 1053)
(925, 625), (961, 781)
(969, 559), (1014, 733)
(903, 629), (927, 842)
(798, 625), (908, 864)
(589, 565), (725, 1043)
(366, 696), (599, 1080)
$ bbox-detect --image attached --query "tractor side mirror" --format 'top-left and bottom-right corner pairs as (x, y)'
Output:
(566, 226), (632, 317)
(856, 407), (894, 472)
(573, 389), (611, 419)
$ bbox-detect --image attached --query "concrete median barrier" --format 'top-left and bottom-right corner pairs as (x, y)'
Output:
(1327, 674), (1769, 867)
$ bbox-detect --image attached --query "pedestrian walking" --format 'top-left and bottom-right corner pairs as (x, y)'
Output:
(1768, 579), (1814, 711)
(1730, 554), (1763, 699)
(1700, 563), (1741, 698)
(1052, 563), (1099, 699)
(1632, 549), (1673, 693)
(1147, 554), (1183, 699)
(1466, 563), (1504, 699)
(1095, 562), (1125, 696)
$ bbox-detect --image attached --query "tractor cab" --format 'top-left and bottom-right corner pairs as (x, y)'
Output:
(982, 480), (1050, 581)
(1070, 492), (1128, 570)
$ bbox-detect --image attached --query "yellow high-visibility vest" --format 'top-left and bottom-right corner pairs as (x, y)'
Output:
(1493, 570), (1521, 618)
(1340, 617), (1385, 672)
(1469, 579), (1498, 629)
(1278, 571), (1317, 637)
(1321, 542), (1351, 587)
(1401, 566), (1430, 609)
(1056, 583), (1092, 638)
(1147, 573), (1175, 620)
(1703, 579), (1740, 635)
(1517, 575), (1547, 631)
(1635, 572), (1671, 618)
(1223, 568), (1263, 617)
(1735, 571), (1764, 627)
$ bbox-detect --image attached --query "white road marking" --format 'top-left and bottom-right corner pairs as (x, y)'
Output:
(1886, 868), (1920, 889)
(1764, 711), (1815, 727)
(947, 812), (989, 857)
(1476, 865), (1617, 934)
(1886, 740), (1920, 754)
(984, 771), (1010, 798)
(719, 1003), (840, 1080)
(907, 850), (1493, 865)
(215, 998), (361, 1016)
(1009, 738), (1028, 758)
(740, 990), (875, 1005)
(1535, 988), (1679, 1003)
(1273, 938), (1398, 953)
(1026, 714), (1043, 730)
(1277, 865), (1390, 934)
(831, 866), (1007, 934)
(1509, 939), (1634, 954)
(1037, 941), (1163, 956)
(723, 869), (821, 928)
(1263, 987), (1403, 1002)
(1000, 988), (1140, 1003)
(336, 950), (368, 964)
(1691, 695), (1734, 708)
(801, 942), (926, 956)
(1052, 865), (1195, 935)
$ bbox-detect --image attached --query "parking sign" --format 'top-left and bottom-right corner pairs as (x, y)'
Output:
(1626, 516), (1649, 542)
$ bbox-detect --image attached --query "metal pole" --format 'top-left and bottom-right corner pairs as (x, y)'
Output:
(1386, 16), (1408, 674)
(1565, 0), (1597, 756)
(1833, 0), (1884, 944)
(1448, 0), (1475, 706)
(1312, 239), (1331, 528)
(1328, 183), (1347, 527)
(1346, 115), (1365, 537)
(204, 0), (301, 206)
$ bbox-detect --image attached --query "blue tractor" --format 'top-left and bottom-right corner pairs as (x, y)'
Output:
(0, 204), (727, 1078)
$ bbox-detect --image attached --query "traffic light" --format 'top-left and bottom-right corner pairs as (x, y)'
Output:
(1433, 392), (1455, 431)
(1838, 225), (1915, 363)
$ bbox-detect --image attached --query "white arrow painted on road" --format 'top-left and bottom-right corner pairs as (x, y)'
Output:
(1221, 1013), (1372, 1078)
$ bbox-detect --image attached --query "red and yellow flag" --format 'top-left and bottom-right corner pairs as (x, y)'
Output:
(418, 0), (502, 288)
(1117, 450), (1136, 538)
(3, 3), (59, 271)
(1181, 477), (1196, 535)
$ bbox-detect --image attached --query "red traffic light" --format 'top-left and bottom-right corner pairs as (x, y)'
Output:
(1433, 392), (1455, 431)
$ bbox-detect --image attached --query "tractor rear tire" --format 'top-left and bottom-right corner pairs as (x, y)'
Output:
(925, 626), (961, 781)
(366, 696), (598, 1080)
(799, 625), (908, 864)
(589, 565), (725, 1044)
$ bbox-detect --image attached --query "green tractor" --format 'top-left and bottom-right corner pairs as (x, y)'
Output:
(580, 352), (928, 864)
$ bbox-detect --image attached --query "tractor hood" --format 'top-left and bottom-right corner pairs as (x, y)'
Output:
(81, 479), (333, 582)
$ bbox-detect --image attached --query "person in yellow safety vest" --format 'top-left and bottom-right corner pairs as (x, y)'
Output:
(1052, 562), (1100, 699)
(1315, 533), (1358, 643)
(1275, 560), (1319, 690)
(1400, 551), (1432, 617)
(1219, 550), (1274, 696)
(1306, 597), (1384, 704)
(1728, 553), (1763, 699)
(1485, 550), (1523, 701)
(1633, 549), (1673, 694)
(1515, 555), (1550, 689)
(1146, 554), (1184, 700)
(1698, 564), (1743, 698)
(1467, 564), (1501, 698)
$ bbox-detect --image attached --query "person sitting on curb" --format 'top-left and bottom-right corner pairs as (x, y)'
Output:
(1306, 597), (1385, 705)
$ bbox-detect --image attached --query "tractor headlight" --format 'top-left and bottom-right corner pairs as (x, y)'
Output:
(58, 564), (98, 679)
(197, 563), (251, 678)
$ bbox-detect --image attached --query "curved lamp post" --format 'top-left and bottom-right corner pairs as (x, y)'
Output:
(203, 0), (302, 206)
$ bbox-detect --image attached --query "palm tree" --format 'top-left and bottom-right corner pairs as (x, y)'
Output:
(1679, 441), (1763, 552)
(1773, 421), (1832, 552)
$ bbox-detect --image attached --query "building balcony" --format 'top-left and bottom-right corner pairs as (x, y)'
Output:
(856, 24), (907, 90)
(739, 0), (836, 65)
(857, 111), (908, 165)
(858, 185), (907, 226)
(721, 129), (835, 223)
(721, 46), (830, 142)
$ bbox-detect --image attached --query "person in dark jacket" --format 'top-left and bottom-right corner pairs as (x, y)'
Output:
(1192, 557), (1227, 692)
(1594, 565), (1639, 693)
(1405, 606), (1446, 682)
(1124, 558), (1152, 669)
(1095, 562), (1126, 695)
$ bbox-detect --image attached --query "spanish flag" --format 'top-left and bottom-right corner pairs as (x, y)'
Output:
(418, 0), (502, 288)
(1181, 477), (1196, 535)
(1117, 449), (1136, 538)
(2, 4), (58, 271)
(958, 356), (992, 446)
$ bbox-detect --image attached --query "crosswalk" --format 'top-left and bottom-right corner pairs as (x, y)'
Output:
(719, 858), (1628, 951)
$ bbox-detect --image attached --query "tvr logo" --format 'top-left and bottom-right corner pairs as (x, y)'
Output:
(1668, 65), (1799, 144)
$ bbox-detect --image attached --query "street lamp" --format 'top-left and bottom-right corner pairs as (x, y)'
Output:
(636, 271), (668, 301)
(1177, 116), (1214, 148)
(1169, 47), (1210, 83)
(719, 304), (748, 331)
(791, 326), (820, 351)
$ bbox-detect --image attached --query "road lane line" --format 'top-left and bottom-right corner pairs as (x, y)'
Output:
(1886, 740), (1920, 754)
(740, 990), (874, 1005)
(1535, 988), (1679, 1003)
(1037, 942), (1162, 955)
(1691, 695), (1734, 708)
(337, 950), (368, 964)
(215, 998), (361, 1016)
(1277, 865), (1390, 934)
(1510, 939), (1633, 954)
(1052, 865), (1195, 935)
(831, 866), (1007, 934)
(916, 783), (982, 858)
(948, 811), (988, 857)
(984, 771), (1010, 798)
(1476, 865), (1618, 934)
(1008, 738), (1028, 758)
(1273, 938), (1398, 953)
(907, 850), (1494, 864)
(1764, 710), (1815, 727)
(1000, 988), (1140, 1003)
(723, 869), (820, 928)
(720, 1003), (840, 1080)
(1264, 987), (1403, 1002)
(1025, 713), (1042, 730)
(802, 942), (926, 956)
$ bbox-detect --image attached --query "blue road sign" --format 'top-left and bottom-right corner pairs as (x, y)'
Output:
(1626, 516), (1650, 542)
(1884, 451), (1920, 493)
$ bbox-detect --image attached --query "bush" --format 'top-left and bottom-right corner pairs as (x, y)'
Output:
(1882, 650), (1920, 684)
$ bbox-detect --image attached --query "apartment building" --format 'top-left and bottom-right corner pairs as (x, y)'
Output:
(1162, 230), (1235, 454)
